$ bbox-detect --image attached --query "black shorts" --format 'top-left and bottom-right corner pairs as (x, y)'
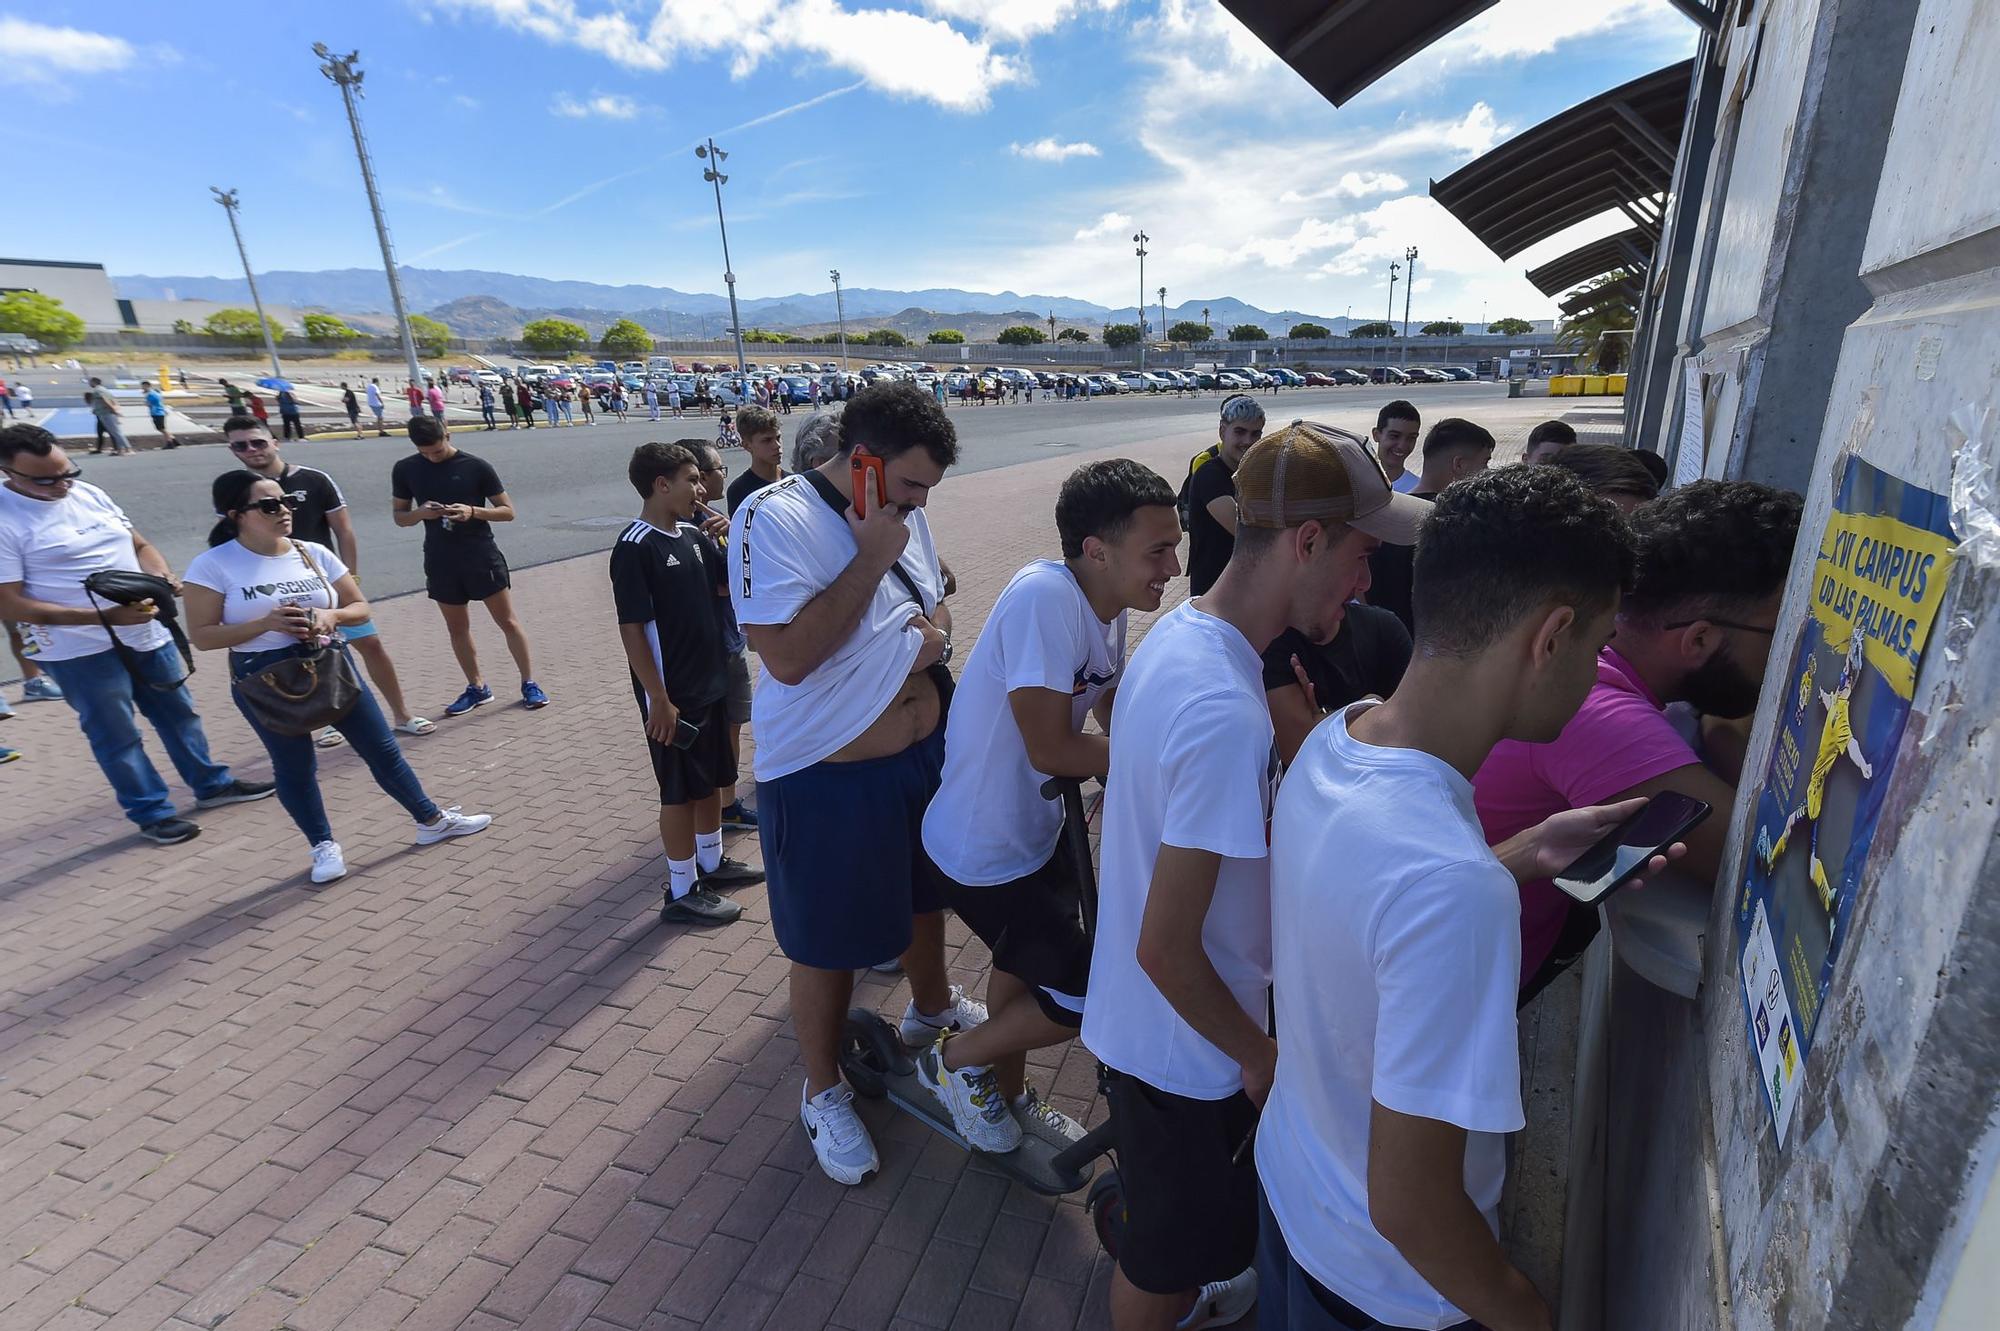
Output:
(1103, 1070), (1259, 1295)
(724, 650), (752, 728)
(150, 414), (170, 433)
(425, 544), (511, 604)
(638, 694), (735, 806)
(939, 846), (1090, 1028)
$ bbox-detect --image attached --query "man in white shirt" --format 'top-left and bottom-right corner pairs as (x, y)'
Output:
(0, 425), (273, 844)
(1085, 421), (1426, 1331)
(365, 378), (386, 435)
(1374, 400), (1423, 494)
(728, 382), (985, 1186)
(1260, 466), (1657, 1331)
(918, 459), (1183, 1154)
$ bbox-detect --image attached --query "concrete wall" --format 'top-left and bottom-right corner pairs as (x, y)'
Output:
(0, 259), (128, 331)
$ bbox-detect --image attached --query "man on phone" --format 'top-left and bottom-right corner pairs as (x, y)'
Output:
(612, 442), (763, 924)
(729, 381), (985, 1187)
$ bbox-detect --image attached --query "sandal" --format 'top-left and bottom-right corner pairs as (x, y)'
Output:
(395, 716), (436, 736)
(315, 727), (347, 748)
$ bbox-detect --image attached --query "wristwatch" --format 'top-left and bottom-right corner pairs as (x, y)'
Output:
(937, 631), (954, 665)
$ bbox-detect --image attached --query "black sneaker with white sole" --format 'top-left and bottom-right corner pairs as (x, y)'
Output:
(140, 817), (202, 845)
(701, 856), (765, 888)
(661, 886), (744, 925)
(194, 779), (277, 809)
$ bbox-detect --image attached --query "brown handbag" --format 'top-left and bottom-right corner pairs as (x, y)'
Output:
(232, 542), (362, 736)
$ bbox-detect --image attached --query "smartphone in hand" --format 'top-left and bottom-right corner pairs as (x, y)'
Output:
(1552, 792), (1710, 905)
(851, 453), (887, 518)
(671, 717), (701, 750)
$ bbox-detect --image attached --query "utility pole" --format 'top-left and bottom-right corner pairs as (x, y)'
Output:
(1132, 229), (1148, 371)
(208, 188), (283, 379)
(314, 45), (422, 391)
(696, 138), (748, 378)
(1385, 261), (1400, 369)
(1158, 286), (1167, 343)
(1401, 245), (1418, 368)
(829, 268), (848, 369)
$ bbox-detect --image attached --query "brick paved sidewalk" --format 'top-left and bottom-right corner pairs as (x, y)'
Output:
(0, 401), (1591, 1331)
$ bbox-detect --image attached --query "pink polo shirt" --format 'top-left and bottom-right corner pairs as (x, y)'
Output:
(1473, 648), (1699, 984)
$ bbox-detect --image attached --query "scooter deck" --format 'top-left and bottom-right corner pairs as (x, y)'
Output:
(876, 1062), (1096, 1196)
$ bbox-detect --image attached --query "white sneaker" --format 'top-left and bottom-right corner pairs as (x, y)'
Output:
(801, 1082), (879, 1185)
(916, 1035), (1021, 1153)
(1013, 1082), (1087, 1149)
(1177, 1268), (1258, 1330)
(309, 840), (348, 884)
(414, 806), (493, 846)
(898, 984), (989, 1047)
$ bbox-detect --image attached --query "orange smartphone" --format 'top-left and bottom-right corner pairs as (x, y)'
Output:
(852, 453), (887, 517)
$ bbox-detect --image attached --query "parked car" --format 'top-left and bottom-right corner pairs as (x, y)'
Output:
(1224, 366), (1273, 388)
(778, 376), (817, 404)
(1332, 367), (1370, 385)
(474, 369), (504, 386)
(1442, 366), (1477, 381)
(1302, 371), (1334, 386)
(1266, 368), (1306, 387)
(1406, 367), (1448, 383)
(1370, 366), (1411, 384)
(446, 366), (475, 386)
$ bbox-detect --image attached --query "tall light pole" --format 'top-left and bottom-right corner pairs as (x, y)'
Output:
(1046, 310), (1057, 343)
(696, 138), (748, 378)
(1401, 245), (1418, 368)
(1158, 286), (1167, 343)
(1132, 230), (1148, 371)
(829, 268), (848, 370)
(314, 44), (423, 391)
(208, 188), (283, 379)
(1385, 261), (1400, 368)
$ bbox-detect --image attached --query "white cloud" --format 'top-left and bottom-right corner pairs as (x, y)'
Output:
(1073, 211), (1133, 241)
(1011, 137), (1101, 163)
(0, 16), (136, 83)
(918, 0), (1121, 43)
(1445, 0), (1688, 63)
(551, 91), (644, 119)
(453, 93), (483, 110)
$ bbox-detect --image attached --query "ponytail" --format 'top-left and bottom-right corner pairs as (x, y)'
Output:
(208, 469), (265, 546)
(207, 516), (240, 548)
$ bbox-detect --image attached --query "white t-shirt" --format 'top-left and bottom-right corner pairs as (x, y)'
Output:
(923, 560), (1125, 886)
(183, 539), (349, 654)
(1258, 700), (1524, 1330)
(1081, 601), (1275, 1100)
(728, 472), (945, 781)
(0, 480), (173, 662)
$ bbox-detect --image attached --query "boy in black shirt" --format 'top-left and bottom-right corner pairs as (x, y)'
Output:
(1181, 393), (1264, 595)
(1263, 603), (1412, 765)
(391, 415), (549, 716)
(611, 443), (763, 925)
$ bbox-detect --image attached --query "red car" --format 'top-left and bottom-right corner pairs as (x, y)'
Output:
(1303, 371), (1335, 386)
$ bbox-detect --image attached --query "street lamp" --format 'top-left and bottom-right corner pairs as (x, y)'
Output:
(314, 44), (423, 391)
(1158, 286), (1167, 345)
(829, 268), (848, 370)
(1401, 245), (1418, 368)
(1385, 261), (1400, 368)
(1132, 230), (1148, 371)
(208, 188), (283, 379)
(696, 139), (748, 379)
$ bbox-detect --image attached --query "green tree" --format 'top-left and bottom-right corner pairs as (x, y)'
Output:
(1347, 321), (1396, 338)
(1228, 324), (1269, 341)
(1288, 322), (1331, 339)
(1168, 320), (1212, 342)
(1056, 327), (1090, 342)
(927, 329), (966, 344)
(204, 307), (281, 346)
(1421, 320), (1465, 337)
(1556, 278), (1635, 373)
(599, 318), (653, 357)
(171, 318), (199, 335)
(302, 312), (360, 343)
(521, 317), (587, 355)
(861, 328), (910, 347)
(743, 328), (788, 343)
(996, 325), (1046, 346)
(407, 314), (453, 358)
(0, 291), (86, 350)
(1102, 323), (1140, 348)
(1488, 317), (1534, 336)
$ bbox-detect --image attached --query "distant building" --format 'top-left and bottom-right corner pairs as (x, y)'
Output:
(0, 258), (137, 332)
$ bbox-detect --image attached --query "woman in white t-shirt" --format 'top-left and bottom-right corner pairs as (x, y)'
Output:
(182, 471), (492, 885)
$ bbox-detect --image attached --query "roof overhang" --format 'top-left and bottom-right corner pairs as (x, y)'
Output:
(1219, 1), (1502, 107)
(1559, 281), (1643, 319)
(1526, 228), (1655, 298)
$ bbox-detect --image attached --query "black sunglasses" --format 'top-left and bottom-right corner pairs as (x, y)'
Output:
(227, 438), (273, 453)
(243, 493), (306, 517)
(3, 465), (82, 487)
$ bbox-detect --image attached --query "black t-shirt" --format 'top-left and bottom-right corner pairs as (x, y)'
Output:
(726, 467), (780, 517)
(391, 450), (505, 553)
(1364, 491), (1436, 633)
(1259, 604), (1413, 715)
(1186, 451), (1237, 596)
(609, 519), (727, 711)
(276, 464), (345, 550)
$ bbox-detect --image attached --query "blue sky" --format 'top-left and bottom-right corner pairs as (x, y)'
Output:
(5, 1), (1696, 321)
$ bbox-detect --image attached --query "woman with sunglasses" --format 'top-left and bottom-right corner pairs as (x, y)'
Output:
(182, 471), (492, 884)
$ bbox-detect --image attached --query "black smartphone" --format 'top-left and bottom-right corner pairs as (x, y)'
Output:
(671, 717), (700, 750)
(1551, 792), (1711, 905)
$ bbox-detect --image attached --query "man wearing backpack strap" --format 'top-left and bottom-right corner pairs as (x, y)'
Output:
(1180, 394), (1264, 596)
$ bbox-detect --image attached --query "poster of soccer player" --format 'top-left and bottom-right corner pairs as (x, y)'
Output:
(1737, 455), (1958, 1146)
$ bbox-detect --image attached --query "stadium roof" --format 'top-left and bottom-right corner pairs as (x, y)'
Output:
(1525, 228), (1655, 298)
(1219, 1), (1504, 107)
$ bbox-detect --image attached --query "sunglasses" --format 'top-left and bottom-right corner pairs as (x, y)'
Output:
(242, 492), (306, 517)
(2, 465), (82, 487)
(227, 438), (273, 453)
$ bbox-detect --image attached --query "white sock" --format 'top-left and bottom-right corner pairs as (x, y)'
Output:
(668, 856), (698, 900)
(695, 829), (722, 874)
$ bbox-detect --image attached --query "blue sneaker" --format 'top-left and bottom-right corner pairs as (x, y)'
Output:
(721, 801), (758, 831)
(521, 680), (550, 709)
(0, 744), (19, 763)
(444, 684), (493, 717)
(21, 675), (63, 703)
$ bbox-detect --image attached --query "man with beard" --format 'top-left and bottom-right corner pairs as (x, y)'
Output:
(1473, 479), (1802, 998)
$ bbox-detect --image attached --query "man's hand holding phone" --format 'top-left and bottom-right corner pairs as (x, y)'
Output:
(847, 484), (910, 572)
(644, 691), (679, 746)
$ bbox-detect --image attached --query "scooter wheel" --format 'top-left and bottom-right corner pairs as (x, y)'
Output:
(1087, 1168), (1127, 1258)
(838, 1011), (898, 1100)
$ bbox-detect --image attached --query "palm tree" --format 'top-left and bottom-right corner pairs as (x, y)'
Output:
(1556, 275), (1637, 372)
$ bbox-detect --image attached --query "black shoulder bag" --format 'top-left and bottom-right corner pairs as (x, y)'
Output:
(83, 570), (195, 691)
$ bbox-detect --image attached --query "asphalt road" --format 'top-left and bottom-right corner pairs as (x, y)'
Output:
(58, 381), (1513, 601)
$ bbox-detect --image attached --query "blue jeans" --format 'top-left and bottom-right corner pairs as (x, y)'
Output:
(41, 643), (235, 826)
(1255, 1183), (1481, 1330)
(231, 645), (439, 846)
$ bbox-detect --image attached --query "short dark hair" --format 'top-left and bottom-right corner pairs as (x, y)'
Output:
(0, 423), (58, 464)
(407, 415), (445, 446)
(674, 438), (723, 471)
(1377, 400), (1420, 432)
(1055, 459), (1176, 558)
(736, 405), (779, 440)
(1421, 417), (1496, 464)
(838, 382), (959, 468)
(1550, 444), (1659, 504)
(1623, 480), (1803, 623)
(1632, 449), (1669, 489)
(628, 441), (698, 498)
(1527, 420), (1578, 448)
(1412, 466), (1635, 657)
(221, 414), (267, 437)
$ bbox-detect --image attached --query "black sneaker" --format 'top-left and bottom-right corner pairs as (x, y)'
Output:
(194, 779), (277, 809)
(140, 817), (202, 845)
(720, 801), (759, 831)
(661, 887), (743, 925)
(702, 855), (765, 888)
